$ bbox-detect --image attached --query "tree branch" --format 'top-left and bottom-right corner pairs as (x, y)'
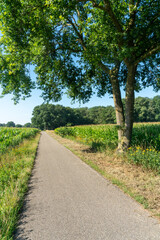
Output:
(100, 0), (123, 33)
(135, 45), (160, 65)
(136, 13), (160, 45)
(126, 1), (137, 33)
(72, 15), (79, 28)
(135, 0), (141, 8)
(125, 0), (141, 34)
(76, 0), (124, 47)
(67, 18), (87, 51)
(76, 0), (123, 33)
(97, 61), (111, 75)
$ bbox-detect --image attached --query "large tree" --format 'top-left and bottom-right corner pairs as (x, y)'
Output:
(0, 0), (160, 150)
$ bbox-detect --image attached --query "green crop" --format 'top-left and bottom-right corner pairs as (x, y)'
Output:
(55, 123), (160, 172)
(0, 127), (39, 154)
(55, 124), (160, 150)
(132, 124), (160, 151)
(55, 125), (118, 151)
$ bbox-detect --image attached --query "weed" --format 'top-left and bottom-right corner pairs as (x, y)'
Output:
(128, 147), (160, 172)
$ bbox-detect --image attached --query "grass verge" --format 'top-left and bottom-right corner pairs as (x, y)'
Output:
(47, 130), (160, 221)
(0, 133), (40, 240)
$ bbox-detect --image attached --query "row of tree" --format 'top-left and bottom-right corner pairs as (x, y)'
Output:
(0, 122), (31, 128)
(31, 104), (116, 130)
(31, 96), (160, 130)
(134, 96), (160, 122)
(2, 96), (160, 130)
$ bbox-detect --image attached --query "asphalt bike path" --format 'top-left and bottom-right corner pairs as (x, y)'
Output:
(15, 132), (160, 240)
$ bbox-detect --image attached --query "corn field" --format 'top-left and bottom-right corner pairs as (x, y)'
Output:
(55, 125), (117, 151)
(0, 127), (39, 154)
(55, 123), (160, 172)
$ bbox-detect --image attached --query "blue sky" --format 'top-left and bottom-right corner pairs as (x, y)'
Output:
(0, 65), (159, 125)
(0, 79), (159, 125)
(0, 37), (159, 125)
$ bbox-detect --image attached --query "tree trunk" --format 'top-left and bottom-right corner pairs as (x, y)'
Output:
(121, 64), (137, 150)
(110, 65), (125, 150)
(99, 62), (136, 152)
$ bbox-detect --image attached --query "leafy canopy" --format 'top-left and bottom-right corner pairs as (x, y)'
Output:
(0, 0), (160, 103)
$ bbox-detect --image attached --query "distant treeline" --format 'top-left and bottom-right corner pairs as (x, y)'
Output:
(133, 96), (160, 122)
(31, 104), (115, 130)
(0, 122), (31, 128)
(1, 96), (159, 130)
(31, 96), (160, 130)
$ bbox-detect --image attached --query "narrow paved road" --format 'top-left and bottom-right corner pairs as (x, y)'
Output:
(15, 132), (160, 240)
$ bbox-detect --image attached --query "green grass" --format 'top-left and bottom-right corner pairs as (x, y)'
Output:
(0, 132), (40, 240)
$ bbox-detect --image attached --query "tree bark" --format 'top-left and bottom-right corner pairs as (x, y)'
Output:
(99, 62), (137, 152)
(110, 65), (125, 150)
(121, 63), (137, 150)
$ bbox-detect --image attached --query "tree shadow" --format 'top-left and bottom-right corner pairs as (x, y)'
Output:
(82, 141), (117, 153)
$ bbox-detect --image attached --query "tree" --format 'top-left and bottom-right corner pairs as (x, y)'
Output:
(152, 96), (160, 122)
(31, 104), (70, 130)
(6, 121), (15, 127)
(74, 107), (91, 125)
(0, 0), (160, 151)
(23, 122), (31, 128)
(31, 104), (90, 129)
(133, 97), (156, 122)
(102, 106), (116, 124)
(88, 106), (115, 124)
(134, 97), (150, 122)
(15, 123), (23, 127)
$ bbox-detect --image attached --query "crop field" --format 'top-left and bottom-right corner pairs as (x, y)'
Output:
(0, 127), (39, 154)
(0, 127), (40, 239)
(55, 125), (118, 150)
(55, 123), (160, 172)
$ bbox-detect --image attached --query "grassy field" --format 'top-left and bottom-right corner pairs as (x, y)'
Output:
(0, 127), (40, 240)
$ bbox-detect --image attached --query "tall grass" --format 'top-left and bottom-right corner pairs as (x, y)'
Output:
(0, 128), (40, 240)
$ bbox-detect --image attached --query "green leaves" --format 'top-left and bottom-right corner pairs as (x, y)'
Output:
(0, 0), (159, 103)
